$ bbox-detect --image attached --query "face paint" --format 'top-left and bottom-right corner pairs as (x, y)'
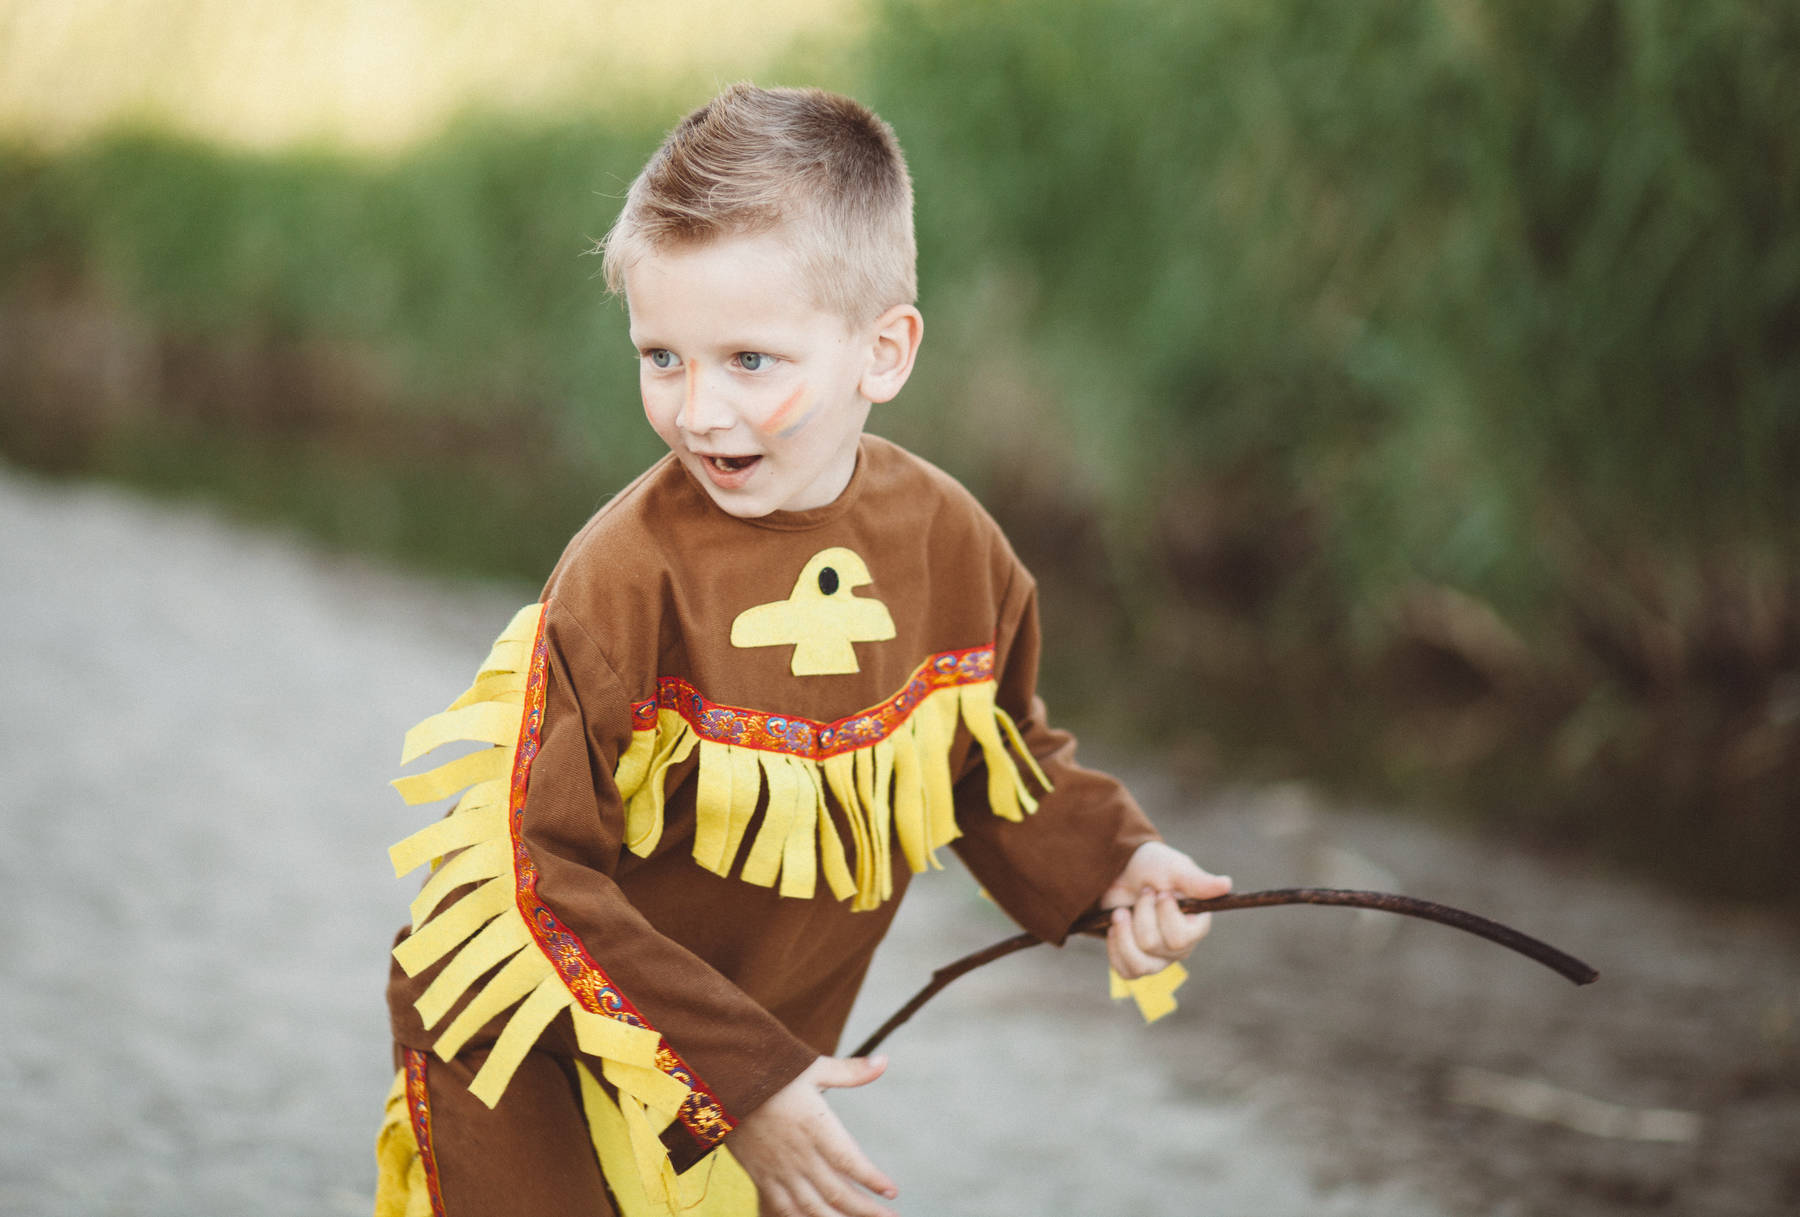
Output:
(760, 384), (817, 437)
(681, 359), (699, 426)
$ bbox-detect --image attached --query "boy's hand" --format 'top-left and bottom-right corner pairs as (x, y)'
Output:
(729, 1054), (899, 1217)
(1100, 841), (1232, 979)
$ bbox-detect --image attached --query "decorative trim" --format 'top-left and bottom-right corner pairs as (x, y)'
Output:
(403, 1048), (447, 1217)
(614, 643), (1051, 913)
(506, 619), (735, 1152)
(630, 644), (997, 761)
(389, 600), (737, 1197)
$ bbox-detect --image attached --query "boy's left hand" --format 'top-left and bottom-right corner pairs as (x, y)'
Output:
(1099, 841), (1232, 979)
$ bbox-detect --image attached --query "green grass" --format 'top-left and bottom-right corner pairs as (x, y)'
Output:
(2, 0), (1796, 906)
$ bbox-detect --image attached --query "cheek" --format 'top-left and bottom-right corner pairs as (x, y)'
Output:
(639, 377), (677, 432)
(756, 384), (814, 437)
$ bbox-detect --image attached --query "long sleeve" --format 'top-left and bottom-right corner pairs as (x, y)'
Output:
(949, 566), (1160, 945)
(385, 600), (816, 1187)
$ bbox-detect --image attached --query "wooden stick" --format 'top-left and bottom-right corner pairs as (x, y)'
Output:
(850, 887), (1596, 1059)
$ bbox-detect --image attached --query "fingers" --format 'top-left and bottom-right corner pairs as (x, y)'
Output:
(1181, 867), (1233, 900)
(762, 1165), (898, 1217)
(1108, 905), (1156, 978)
(771, 1055), (897, 1206)
(810, 1054), (888, 1093)
(1109, 888), (1216, 978)
(814, 1113), (898, 1205)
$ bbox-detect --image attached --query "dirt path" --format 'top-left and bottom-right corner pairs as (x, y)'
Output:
(3, 466), (1795, 1216)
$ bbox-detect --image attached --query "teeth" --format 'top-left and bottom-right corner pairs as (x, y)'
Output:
(710, 456), (756, 472)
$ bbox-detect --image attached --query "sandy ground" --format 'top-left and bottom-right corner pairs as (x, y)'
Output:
(3, 465), (1797, 1216)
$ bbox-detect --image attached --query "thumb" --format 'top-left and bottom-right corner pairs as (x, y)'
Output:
(811, 1053), (889, 1092)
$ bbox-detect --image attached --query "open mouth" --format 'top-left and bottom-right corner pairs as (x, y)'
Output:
(707, 455), (760, 473)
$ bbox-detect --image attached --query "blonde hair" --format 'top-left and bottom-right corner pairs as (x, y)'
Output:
(601, 83), (916, 324)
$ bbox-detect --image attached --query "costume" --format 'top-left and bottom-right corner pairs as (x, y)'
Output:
(374, 436), (1161, 1216)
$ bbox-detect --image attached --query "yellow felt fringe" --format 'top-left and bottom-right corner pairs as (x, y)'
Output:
(579, 1063), (759, 1217)
(388, 602), (714, 1214)
(1109, 962), (1190, 1023)
(616, 679), (1050, 912)
(372, 1069), (434, 1217)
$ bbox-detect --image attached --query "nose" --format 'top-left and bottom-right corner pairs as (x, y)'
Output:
(677, 362), (735, 435)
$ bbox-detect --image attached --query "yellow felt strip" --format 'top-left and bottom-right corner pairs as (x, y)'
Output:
(851, 748), (879, 909)
(414, 913), (531, 1028)
(888, 723), (929, 873)
(392, 874), (512, 976)
(499, 601), (543, 641)
(958, 682), (1023, 822)
(624, 714), (697, 857)
(777, 756), (818, 900)
(570, 1007), (663, 1069)
(446, 670), (525, 712)
(409, 836), (511, 928)
(872, 738), (896, 904)
(915, 691), (961, 850)
(400, 700), (524, 765)
(677, 1146), (756, 1214)
(579, 1065), (674, 1217)
(391, 746), (512, 807)
(373, 1069), (421, 1217)
(431, 946), (545, 1058)
(723, 744), (763, 873)
(612, 728), (657, 802)
(739, 753), (797, 889)
(388, 799), (507, 878)
(584, 1060), (757, 1217)
(475, 637), (529, 679)
(575, 1063), (647, 1216)
(602, 1054), (693, 1120)
(691, 739), (735, 875)
(468, 973), (571, 1108)
(811, 763), (855, 901)
(821, 752), (867, 902)
(618, 1090), (683, 1215)
(1109, 963), (1189, 1023)
(995, 705), (1051, 793)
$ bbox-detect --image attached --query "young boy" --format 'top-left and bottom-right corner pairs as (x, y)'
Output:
(374, 84), (1230, 1217)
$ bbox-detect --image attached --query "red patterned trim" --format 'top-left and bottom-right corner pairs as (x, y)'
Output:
(403, 1048), (446, 1217)
(626, 644), (996, 761)
(507, 611), (736, 1157)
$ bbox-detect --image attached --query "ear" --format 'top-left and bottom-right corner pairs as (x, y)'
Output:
(858, 304), (924, 404)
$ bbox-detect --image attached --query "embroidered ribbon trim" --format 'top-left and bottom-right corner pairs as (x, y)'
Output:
(388, 602), (731, 1211)
(615, 646), (1052, 912)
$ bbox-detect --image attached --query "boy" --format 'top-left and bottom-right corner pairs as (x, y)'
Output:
(374, 84), (1230, 1217)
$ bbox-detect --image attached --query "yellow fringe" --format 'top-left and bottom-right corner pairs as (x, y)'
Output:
(1109, 962), (1190, 1023)
(388, 602), (714, 1213)
(615, 679), (1050, 912)
(373, 1069), (434, 1217)
(579, 1062), (759, 1217)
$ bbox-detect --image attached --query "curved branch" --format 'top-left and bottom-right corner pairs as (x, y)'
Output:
(851, 888), (1597, 1059)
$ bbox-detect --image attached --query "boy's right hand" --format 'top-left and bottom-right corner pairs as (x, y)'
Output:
(729, 1054), (899, 1217)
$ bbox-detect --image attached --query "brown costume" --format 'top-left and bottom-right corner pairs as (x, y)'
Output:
(375, 436), (1157, 1215)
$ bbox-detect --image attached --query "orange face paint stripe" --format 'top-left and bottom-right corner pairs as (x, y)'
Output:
(760, 383), (814, 436)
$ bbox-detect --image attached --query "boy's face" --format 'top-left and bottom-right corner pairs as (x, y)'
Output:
(625, 231), (894, 518)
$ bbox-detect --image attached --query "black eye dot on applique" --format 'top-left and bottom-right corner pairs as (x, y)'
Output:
(818, 567), (840, 595)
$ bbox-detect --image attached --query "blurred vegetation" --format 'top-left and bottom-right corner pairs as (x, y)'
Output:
(1, 0), (1795, 906)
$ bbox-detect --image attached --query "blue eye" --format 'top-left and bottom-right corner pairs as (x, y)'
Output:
(737, 352), (772, 372)
(647, 349), (675, 369)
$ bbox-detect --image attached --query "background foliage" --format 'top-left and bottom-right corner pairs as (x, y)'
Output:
(2, 0), (1795, 904)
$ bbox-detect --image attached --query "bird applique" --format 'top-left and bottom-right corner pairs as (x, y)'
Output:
(730, 547), (897, 675)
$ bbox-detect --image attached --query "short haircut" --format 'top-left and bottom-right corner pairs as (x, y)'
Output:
(601, 83), (916, 324)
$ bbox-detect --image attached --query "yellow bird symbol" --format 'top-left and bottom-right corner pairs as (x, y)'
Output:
(730, 547), (897, 676)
